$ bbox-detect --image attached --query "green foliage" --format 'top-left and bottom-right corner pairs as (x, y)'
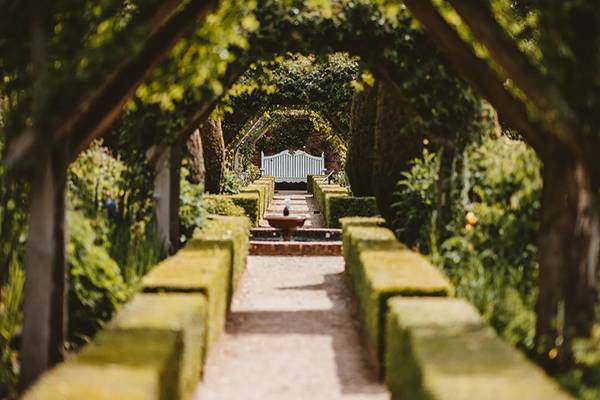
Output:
(327, 196), (380, 228)
(230, 194), (260, 226)
(179, 167), (206, 245)
(201, 196), (245, 217)
(221, 164), (242, 194)
(393, 137), (541, 352)
(391, 149), (438, 253)
(67, 210), (130, 346)
(0, 257), (23, 398)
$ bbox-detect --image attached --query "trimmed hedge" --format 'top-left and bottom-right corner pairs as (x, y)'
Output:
(108, 294), (206, 397)
(142, 245), (230, 349)
(326, 196), (379, 228)
(386, 298), (573, 400)
(307, 174), (326, 193)
(230, 193), (260, 225)
(195, 215), (250, 297)
(312, 179), (380, 228)
(24, 363), (166, 400)
(255, 176), (275, 203)
(201, 195), (245, 217)
(24, 328), (182, 399)
(340, 216), (386, 229)
(25, 213), (251, 399)
(239, 184), (268, 216)
(355, 248), (452, 372)
(342, 225), (399, 288)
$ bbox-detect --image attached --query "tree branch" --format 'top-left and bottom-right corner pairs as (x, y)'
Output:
(448, 0), (581, 145)
(6, 0), (217, 172)
(148, 62), (244, 165)
(402, 0), (553, 155)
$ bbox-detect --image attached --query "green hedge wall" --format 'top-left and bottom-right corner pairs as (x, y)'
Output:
(24, 213), (252, 400)
(312, 179), (380, 228)
(230, 194), (260, 225)
(326, 196), (380, 228)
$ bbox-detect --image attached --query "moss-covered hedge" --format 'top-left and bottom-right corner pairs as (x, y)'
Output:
(312, 179), (380, 228)
(385, 298), (573, 400)
(326, 196), (380, 228)
(355, 248), (452, 372)
(240, 184), (267, 216)
(307, 174), (326, 193)
(195, 215), (250, 297)
(25, 214), (251, 400)
(230, 193), (260, 225)
(142, 244), (230, 350)
(201, 195), (245, 217)
(24, 294), (205, 400)
(342, 225), (398, 288)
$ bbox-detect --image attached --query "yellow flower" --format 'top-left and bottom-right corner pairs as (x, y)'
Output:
(465, 211), (478, 226)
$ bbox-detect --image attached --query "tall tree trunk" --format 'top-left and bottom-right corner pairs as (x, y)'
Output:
(19, 147), (67, 390)
(199, 117), (225, 194)
(536, 142), (599, 371)
(346, 84), (378, 196)
(372, 78), (426, 222)
(186, 129), (205, 185)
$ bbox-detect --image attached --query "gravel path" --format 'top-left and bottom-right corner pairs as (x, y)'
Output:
(193, 256), (389, 400)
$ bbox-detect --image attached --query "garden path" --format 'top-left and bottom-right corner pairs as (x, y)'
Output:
(193, 256), (389, 400)
(259, 190), (324, 228)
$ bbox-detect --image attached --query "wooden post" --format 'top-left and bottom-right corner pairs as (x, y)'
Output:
(169, 145), (182, 253)
(19, 147), (68, 390)
(153, 148), (171, 257)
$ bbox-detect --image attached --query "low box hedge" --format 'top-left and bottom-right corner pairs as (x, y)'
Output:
(340, 216), (386, 230)
(195, 215), (250, 297)
(385, 297), (573, 400)
(355, 248), (453, 373)
(108, 293), (207, 397)
(255, 176), (275, 202)
(142, 245), (230, 349)
(230, 193), (260, 226)
(307, 174), (326, 193)
(201, 195), (245, 217)
(326, 196), (380, 228)
(240, 184), (267, 216)
(342, 225), (399, 287)
(24, 329), (181, 400)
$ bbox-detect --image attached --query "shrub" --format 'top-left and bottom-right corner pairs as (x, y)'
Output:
(230, 194), (260, 225)
(201, 195), (245, 217)
(221, 165), (241, 194)
(326, 196), (380, 228)
(67, 210), (130, 346)
(392, 137), (541, 352)
(0, 257), (23, 398)
(179, 167), (206, 244)
(390, 149), (437, 253)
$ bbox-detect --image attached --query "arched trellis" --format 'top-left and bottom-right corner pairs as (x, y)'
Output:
(2, 3), (489, 385)
(4, 0), (597, 385)
(227, 105), (347, 172)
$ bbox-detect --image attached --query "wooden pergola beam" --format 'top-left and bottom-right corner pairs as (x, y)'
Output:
(5, 0), (217, 171)
(402, 0), (549, 154)
(447, 0), (581, 147)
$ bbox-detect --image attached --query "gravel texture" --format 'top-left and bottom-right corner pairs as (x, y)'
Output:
(193, 256), (390, 400)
